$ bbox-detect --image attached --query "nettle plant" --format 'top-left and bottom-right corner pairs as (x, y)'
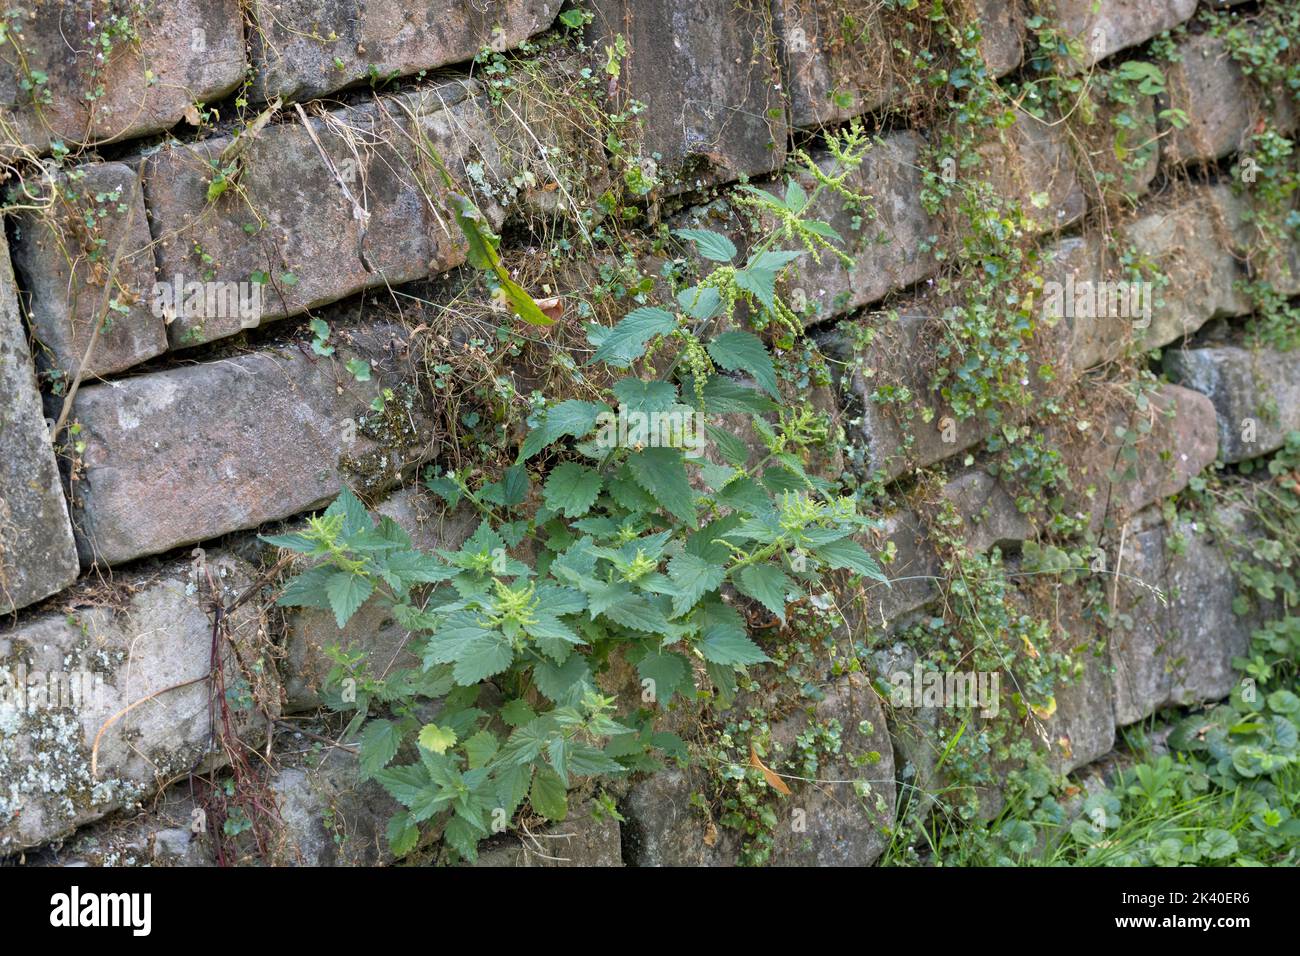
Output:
(264, 125), (888, 862)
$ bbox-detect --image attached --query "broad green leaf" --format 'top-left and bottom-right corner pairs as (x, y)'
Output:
(676, 285), (722, 320)
(613, 378), (678, 413)
(358, 719), (404, 779)
(519, 399), (608, 461)
(735, 563), (793, 622)
(675, 227), (737, 262)
(417, 722), (458, 755)
(543, 462), (604, 517)
(326, 570), (373, 628)
(698, 611), (769, 665)
(463, 729), (500, 769)
(667, 552), (726, 617)
(627, 446), (698, 528)
(386, 812), (419, 857)
(812, 537), (889, 583)
(637, 650), (692, 705)
(530, 766), (569, 822)
(588, 306), (677, 367)
(452, 629), (515, 684)
(707, 330), (778, 398)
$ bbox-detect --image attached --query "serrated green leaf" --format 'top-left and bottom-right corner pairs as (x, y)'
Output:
(707, 331), (778, 398)
(812, 537), (889, 583)
(519, 399), (608, 462)
(417, 722), (458, 755)
(543, 462), (604, 517)
(530, 766), (568, 822)
(734, 563), (793, 622)
(588, 306), (677, 367)
(627, 446), (697, 528)
(637, 650), (692, 705)
(358, 719), (404, 779)
(452, 629), (515, 684)
(326, 570), (373, 628)
(675, 227), (738, 262)
(667, 552), (726, 617)
(386, 811), (420, 857)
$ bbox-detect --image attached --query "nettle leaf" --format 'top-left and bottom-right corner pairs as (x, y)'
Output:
(735, 563), (794, 622)
(697, 375), (780, 414)
(627, 446), (698, 528)
(613, 378), (678, 413)
(259, 531), (319, 554)
(602, 594), (675, 636)
(588, 306), (677, 367)
(358, 719), (404, 779)
(452, 629), (515, 684)
(735, 250), (802, 312)
(667, 552), (726, 617)
(519, 399), (608, 462)
(499, 699), (537, 728)
(386, 812), (420, 857)
(326, 570), (373, 628)
(702, 621), (769, 665)
(705, 421), (753, 468)
(530, 766), (569, 822)
(533, 654), (593, 705)
(676, 285), (722, 320)
(463, 729), (499, 769)
(636, 649), (692, 705)
(707, 330), (778, 398)
(675, 227), (738, 262)
(275, 563), (336, 610)
(327, 486), (373, 536)
(480, 464), (530, 508)
(543, 462), (604, 518)
(417, 722), (458, 755)
(812, 537), (889, 583)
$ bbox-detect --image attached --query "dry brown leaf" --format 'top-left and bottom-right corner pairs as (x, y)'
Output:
(750, 743), (792, 796)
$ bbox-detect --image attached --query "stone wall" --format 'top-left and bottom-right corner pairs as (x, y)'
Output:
(1, 0), (1296, 866)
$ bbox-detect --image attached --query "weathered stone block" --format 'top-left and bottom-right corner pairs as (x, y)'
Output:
(470, 801), (622, 866)
(269, 750), (400, 866)
(867, 508), (943, 626)
(1056, 0), (1197, 71)
(0, 0), (244, 156)
(1109, 507), (1259, 725)
(247, 0), (562, 103)
(1036, 234), (1133, 374)
(143, 82), (499, 349)
(941, 469), (1034, 554)
(978, 113), (1087, 233)
(622, 673), (895, 866)
(0, 233), (79, 614)
(1053, 384), (1218, 533)
(0, 552), (272, 853)
(821, 312), (993, 481)
(787, 132), (940, 324)
(1161, 31), (1296, 168)
(1165, 345), (1300, 464)
(773, 0), (1022, 129)
(586, 0), (786, 190)
(1123, 185), (1251, 349)
(12, 162), (165, 379)
(1076, 83), (1160, 202)
(69, 325), (436, 567)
